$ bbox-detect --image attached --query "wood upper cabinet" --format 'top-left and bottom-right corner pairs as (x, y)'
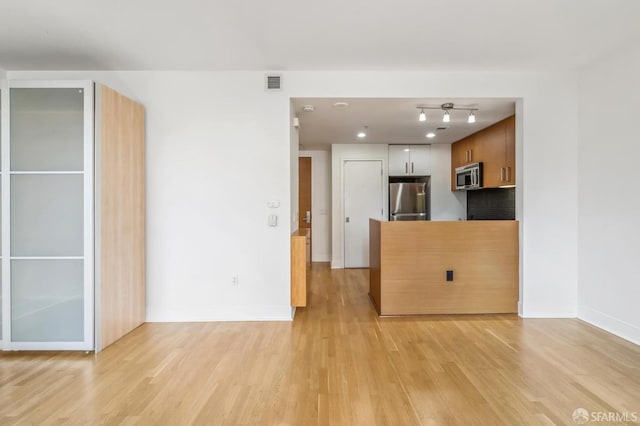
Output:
(480, 120), (508, 188)
(451, 115), (516, 190)
(504, 116), (516, 185)
(451, 134), (481, 190)
(481, 116), (516, 188)
(452, 134), (480, 166)
(389, 145), (431, 176)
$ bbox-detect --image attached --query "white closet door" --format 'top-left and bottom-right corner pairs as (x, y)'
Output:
(344, 160), (384, 268)
(2, 82), (94, 350)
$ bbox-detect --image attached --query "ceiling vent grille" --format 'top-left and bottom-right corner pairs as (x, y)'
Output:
(265, 73), (282, 91)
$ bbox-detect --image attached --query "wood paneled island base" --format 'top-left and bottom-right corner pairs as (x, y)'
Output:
(369, 219), (519, 315)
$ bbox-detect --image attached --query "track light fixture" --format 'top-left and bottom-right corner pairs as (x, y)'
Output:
(416, 103), (478, 124)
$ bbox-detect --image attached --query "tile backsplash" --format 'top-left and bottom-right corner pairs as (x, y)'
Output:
(467, 187), (515, 220)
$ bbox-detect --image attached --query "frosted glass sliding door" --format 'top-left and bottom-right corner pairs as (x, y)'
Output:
(0, 87), (2, 343)
(2, 82), (94, 350)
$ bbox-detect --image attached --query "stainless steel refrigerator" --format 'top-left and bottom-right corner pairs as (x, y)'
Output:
(389, 180), (430, 221)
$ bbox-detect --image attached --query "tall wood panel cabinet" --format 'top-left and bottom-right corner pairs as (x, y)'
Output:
(0, 80), (145, 352)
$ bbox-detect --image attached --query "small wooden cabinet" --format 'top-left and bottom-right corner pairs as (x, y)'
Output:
(451, 115), (515, 190)
(291, 228), (310, 307)
(389, 145), (431, 176)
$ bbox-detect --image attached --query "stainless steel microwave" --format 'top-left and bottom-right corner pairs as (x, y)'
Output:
(455, 162), (483, 190)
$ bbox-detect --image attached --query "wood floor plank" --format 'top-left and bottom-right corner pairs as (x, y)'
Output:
(1, 263), (640, 425)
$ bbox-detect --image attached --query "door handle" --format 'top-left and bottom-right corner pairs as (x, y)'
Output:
(345, 217), (350, 223)
(469, 150), (472, 162)
(405, 162), (408, 174)
(500, 167), (505, 182)
(305, 211), (311, 223)
(411, 162), (414, 174)
(507, 166), (511, 182)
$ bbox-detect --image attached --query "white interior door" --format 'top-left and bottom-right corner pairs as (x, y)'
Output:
(344, 160), (383, 268)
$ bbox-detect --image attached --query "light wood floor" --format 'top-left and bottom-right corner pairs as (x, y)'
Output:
(1, 263), (640, 425)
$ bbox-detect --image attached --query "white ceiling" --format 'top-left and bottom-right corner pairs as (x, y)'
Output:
(0, 0), (639, 71)
(293, 98), (515, 149)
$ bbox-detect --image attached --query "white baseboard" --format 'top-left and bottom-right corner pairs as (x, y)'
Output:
(312, 253), (331, 262)
(520, 313), (577, 318)
(578, 305), (640, 346)
(146, 305), (294, 322)
(519, 303), (576, 318)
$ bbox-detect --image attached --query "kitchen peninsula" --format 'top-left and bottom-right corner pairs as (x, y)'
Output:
(369, 219), (518, 315)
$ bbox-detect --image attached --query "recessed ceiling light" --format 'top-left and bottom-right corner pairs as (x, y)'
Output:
(333, 102), (349, 108)
(303, 105), (315, 112)
(426, 132), (436, 138)
(357, 131), (366, 138)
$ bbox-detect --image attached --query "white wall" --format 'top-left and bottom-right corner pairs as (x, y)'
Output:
(430, 144), (466, 221)
(290, 101), (299, 234)
(577, 46), (640, 344)
(6, 69), (580, 320)
(331, 144), (389, 269)
(518, 76), (578, 318)
(299, 150), (331, 262)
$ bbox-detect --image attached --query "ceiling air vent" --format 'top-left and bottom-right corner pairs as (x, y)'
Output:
(265, 73), (282, 91)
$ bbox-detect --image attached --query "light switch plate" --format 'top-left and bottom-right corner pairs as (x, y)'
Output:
(268, 214), (278, 227)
